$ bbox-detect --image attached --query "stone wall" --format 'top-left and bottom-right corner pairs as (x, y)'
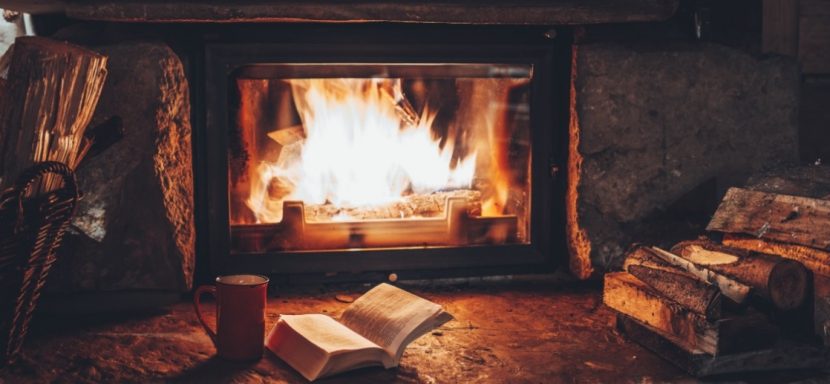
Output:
(35, 28), (801, 286)
(46, 40), (195, 295)
(569, 41), (800, 274)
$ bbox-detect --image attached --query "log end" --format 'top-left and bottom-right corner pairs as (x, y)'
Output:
(769, 260), (810, 311)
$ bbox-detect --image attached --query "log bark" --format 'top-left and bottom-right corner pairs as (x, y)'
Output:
(604, 272), (717, 354)
(628, 264), (723, 320)
(623, 245), (723, 319)
(671, 239), (809, 311)
(604, 272), (778, 356)
(649, 247), (751, 305)
(707, 187), (830, 251)
(623, 244), (685, 275)
(0, 36), (107, 193)
(722, 233), (830, 278)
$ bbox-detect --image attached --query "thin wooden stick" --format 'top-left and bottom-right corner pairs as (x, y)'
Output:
(0, 36), (108, 196)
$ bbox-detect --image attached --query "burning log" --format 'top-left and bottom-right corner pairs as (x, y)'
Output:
(267, 125), (305, 146)
(378, 79), (420, 127)
(303, 189), (482, 222)
(671, 239), (809, 311)
(0, 36), (107, 193)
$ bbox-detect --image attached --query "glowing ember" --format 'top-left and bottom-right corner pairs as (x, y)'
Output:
(246, 79), (478, 223)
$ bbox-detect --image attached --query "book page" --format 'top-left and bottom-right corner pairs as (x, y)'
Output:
(266, 314), (389, 381)
(280, 314), (379, 354)
(339, 283), (446, 362)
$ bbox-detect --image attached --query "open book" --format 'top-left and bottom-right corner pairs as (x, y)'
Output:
(265, 283), (453, 381)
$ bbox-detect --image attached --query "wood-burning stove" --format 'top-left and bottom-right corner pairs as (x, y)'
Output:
(199, 25), (569, 279)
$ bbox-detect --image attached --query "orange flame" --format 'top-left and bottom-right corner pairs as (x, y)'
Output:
(245, 79), (478, 223)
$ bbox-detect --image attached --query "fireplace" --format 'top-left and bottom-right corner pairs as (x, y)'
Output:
(201, 25), (568, 277)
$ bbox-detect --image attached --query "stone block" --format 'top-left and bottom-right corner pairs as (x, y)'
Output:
(571, 42), (800, 269)
(47, 40), (194, 293)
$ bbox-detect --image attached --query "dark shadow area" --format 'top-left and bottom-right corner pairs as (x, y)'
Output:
(26, 306), (171, 340)
(700, 369), (830, 384)
(169, 355), (274, 383)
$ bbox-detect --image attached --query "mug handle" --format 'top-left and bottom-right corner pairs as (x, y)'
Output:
(193, 285), (218, 346)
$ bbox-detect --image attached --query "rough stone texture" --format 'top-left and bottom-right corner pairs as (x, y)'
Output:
(47, 40), (195, 293)
(572, 42), (800, 270)
(744, 164), (830, 198)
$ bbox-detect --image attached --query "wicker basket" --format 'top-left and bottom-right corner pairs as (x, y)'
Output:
(0, 161), (79, 365)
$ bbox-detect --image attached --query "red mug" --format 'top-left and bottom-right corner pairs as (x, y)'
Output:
(193, 274), (269, 361)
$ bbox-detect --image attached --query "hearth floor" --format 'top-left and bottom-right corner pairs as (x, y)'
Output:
(1, 280), (828, 383)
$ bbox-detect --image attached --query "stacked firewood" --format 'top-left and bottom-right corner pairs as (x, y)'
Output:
(604, 187), (830, 376)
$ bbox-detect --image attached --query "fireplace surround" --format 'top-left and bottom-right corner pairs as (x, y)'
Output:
(0, 2), (824, 380)
(201, 25), (570, 278)
(0, 0), (801, 295)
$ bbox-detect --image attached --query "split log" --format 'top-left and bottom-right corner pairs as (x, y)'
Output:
(604, 272), (718, 354)
(0, 36), (107, 193)
(623, 244), (686, 275)
(707, 187), (830, 251)
(623, 245), (722, 319)
(604, 272), (778, 356)
(722, 233), (830, 278)
(628, 264), (723, 320)
(649, 247), (751, 305)
(671, 239), (809, 311)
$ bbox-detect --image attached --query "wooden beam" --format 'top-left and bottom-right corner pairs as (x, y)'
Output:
(0, 0), (62, 13)
(0, 0), (680, 25)
(707, 187), (830, 251)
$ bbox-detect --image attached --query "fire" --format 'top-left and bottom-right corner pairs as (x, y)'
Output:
(245, 78), (478, 223)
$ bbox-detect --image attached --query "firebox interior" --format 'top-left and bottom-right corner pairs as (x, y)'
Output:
(228, 63), (533, 252)
(201, 26), (567, 277)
